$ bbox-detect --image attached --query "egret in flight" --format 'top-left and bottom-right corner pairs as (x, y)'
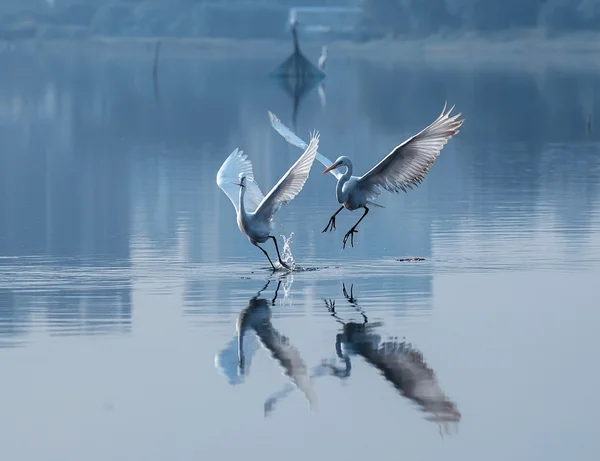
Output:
(268, 105), (463, 248)
(216, 132), (320, 270)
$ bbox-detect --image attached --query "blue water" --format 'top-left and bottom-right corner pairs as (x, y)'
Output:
(0, 48), (599, 461)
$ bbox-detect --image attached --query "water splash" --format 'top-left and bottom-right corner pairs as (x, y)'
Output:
(280, 232), (295, 269)
(281, 272), (294, 304)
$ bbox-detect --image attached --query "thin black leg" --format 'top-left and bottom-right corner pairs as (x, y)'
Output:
(342, 283), (368, 324)
(342, 283), (356, 303)
(256, 244), (276, 270)
(322, 205), (344, 233)
(343, 206), (369, 249)
(270, 236), (291, 270)
(256, 280), (271, 297)
(271, 280), (283, 305)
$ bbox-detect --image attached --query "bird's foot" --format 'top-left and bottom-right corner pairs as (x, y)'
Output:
(342, 228), (358, 249)
(322, 216), (336, 233)
(278, 260), (292, 271)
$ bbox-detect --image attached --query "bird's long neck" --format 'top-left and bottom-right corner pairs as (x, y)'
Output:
(238, 186), (248, 219)
(291, 24), (299, 54)
(336, 161), (352, 202)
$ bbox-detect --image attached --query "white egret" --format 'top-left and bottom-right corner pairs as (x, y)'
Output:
(268, 104), (464, 248)
(318, 45), (327, 72)
(216, 132), (320, 270)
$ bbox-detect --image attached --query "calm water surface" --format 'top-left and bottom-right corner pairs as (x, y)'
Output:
(1, 50), (599, 461)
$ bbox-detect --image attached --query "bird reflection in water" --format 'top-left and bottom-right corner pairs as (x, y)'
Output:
(214, 278), (317, 415)
(265, 283), (461, 435)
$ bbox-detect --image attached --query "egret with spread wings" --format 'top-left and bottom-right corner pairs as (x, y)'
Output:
(268, 105), (463, 248)
(216, 132), (320, 270)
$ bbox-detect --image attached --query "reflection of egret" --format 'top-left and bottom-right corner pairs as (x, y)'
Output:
(215, 279), (284, 385)
(325, 284), (461, 434)
(269, 105), (464, 248)
(223, 278), (317, 416)
(236, 279), (282, 373)
(265, 283), (461, 434)
(216, 133), (320, 270)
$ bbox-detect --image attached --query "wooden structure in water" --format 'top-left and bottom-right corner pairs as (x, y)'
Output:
(270, 14), (326, 130)
(270, 19), (325, 82)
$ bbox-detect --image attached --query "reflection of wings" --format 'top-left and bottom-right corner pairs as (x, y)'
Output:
(214, 334), (260, 386)
(264, 361), (331, 416)
(358, 340), (461, 426)
(253, 321), (317, 413)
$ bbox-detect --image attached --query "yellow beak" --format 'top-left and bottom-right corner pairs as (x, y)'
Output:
(322, 162), (340, 174)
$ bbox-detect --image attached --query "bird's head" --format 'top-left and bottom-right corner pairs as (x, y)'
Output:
(322, 156), (349, 174)
(233, 172), (247, 188)
(289, 9), (298, 26)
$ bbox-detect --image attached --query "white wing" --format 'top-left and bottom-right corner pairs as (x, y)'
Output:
(268, 111), (342, 180)
(216, 148), (266, 213)
(254, 131), (320, 224)
(358, 103), (464, 200)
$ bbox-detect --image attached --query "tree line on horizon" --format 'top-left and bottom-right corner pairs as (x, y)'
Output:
(2, 0), (600, 40)
(362, 0), (600, 37)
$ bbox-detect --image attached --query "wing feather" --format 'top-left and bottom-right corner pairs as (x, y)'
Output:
(254, 132), (320, 225)
(268, 111), (341, 180)
(216, 148), (266, 213)
(358, 103), (464, 200)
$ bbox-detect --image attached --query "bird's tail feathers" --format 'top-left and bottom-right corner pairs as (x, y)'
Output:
(367, 201), (385, 208)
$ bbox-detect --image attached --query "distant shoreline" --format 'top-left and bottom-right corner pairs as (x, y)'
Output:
(5, 32), (600, 67)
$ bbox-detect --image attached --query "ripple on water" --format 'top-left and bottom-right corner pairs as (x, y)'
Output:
(0, 256), (133, 347)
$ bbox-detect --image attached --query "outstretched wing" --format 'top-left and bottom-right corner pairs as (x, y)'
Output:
(254, 131), (320, 224)
(268, 111), (342, 180)
(216, 148), (266, 213)
(358, 103), (464, 200)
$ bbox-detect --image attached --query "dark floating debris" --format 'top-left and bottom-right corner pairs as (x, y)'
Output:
(290, 266), (328, 272)
(395, 257), (426, 262)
